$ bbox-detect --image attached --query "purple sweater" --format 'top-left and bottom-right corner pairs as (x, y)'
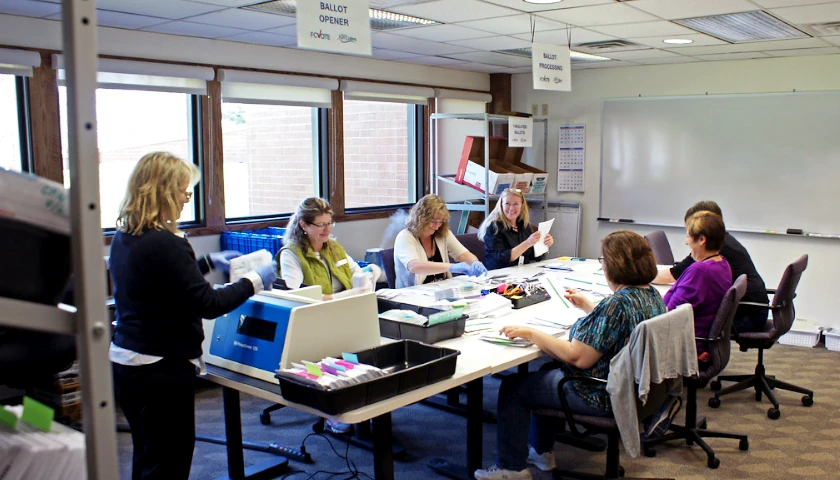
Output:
(663, 257), (732, 354)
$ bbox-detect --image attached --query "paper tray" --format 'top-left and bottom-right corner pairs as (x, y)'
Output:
(507, 291), (550, 309)
(377, 297), (467, 343)
(276, 340), (460, 415)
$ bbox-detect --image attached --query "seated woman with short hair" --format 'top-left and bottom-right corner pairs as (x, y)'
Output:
(478, 188), (553, 271)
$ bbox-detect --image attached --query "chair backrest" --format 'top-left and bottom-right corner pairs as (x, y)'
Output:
(768, 254), (808, 339)
(380, 248), (396, 289)
(644, 230), (675, 265)
(700, 275), (747, 382)
(454, 233), (485, 263)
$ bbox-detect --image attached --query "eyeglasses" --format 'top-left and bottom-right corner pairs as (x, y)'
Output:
(308, 221), (336, 230)
(598, 256), (604, 263)
(429, 218), (446, 226)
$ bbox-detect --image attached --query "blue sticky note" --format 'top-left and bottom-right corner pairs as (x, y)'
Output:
(341, 352), (359, 363)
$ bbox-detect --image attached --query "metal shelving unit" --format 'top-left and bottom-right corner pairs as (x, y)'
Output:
(0, 1), (119, 478)
(430, 113), (549, 218)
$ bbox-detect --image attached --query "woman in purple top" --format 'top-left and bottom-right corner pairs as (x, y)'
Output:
(663, 211), (732, 355)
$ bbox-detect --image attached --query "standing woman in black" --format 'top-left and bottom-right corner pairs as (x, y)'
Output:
(479, 188), (554, 271)
(109, 152), (277, 480)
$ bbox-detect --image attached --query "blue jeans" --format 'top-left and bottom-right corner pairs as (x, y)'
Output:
(496, 368), (610, 471)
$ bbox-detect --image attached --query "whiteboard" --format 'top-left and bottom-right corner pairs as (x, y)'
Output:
(599, 92), (840, 234)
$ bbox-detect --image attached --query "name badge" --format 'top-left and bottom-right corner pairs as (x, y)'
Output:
(335, 259), (349, 267)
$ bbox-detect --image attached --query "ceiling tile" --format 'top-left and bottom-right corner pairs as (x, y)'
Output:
(0, 0), (60, 18)
(370, 32), (475, 55)
(388, 24), (493, 42)
(825, 35), (840, 45)
(264, 24), (296, 36)
(455, 14), (564, 36)
(573, 60), (637, 69)
(763, 45), (840, 56)
(97, 0), (226, 19)
(401, 55), (469, 66)
(635, 56), (701, 65)
(479, 0), (614, 13)
(514, 27), (619, 47)
(446, 51), (532, 67)
(387, 0), (517, 23)
(664, 36), (830, 55)
(143, 20), (249, 38)
(629, 0), (758, 20)
(184, 0), (266, 6)
(588, 21), (697, 38)
(770, 3), (840, 25)
(447, 62), (512, 73)
(752, 0), (840, 8)
(629, 33), (727, 49)
(537, 3), (659, 28)
(90, 10), (171, 29)
(445, 35), (532, 51)
(186, 8), (295, 30)
(219, 31), (297, 47)
(603, 48), (684, 61)
(372, 48), (423, 60)
(693, 52), (772, 61)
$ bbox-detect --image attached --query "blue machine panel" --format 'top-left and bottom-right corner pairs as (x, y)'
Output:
(209, 294), (302, 373)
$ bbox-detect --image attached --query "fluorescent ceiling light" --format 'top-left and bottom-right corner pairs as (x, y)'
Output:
(663, 38), (693, 45)
(674, 11), (809, 44)
(495, 47), (612, 63)
(246, 1), (439, 30)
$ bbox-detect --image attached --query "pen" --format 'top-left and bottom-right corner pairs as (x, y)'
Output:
(566, 278), (593, 285)
(543, 265), (572, 271)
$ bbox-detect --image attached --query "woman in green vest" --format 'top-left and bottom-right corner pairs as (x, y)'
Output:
(277, 197), (380, 301)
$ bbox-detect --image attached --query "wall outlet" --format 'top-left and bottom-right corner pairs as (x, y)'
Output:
(541, 104), (549, 116)
(531, 104), (539, 115)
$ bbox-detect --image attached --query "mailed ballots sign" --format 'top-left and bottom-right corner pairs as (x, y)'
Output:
(532, 42), (570, 92)
(297, 0), (372, 56)
(508, 117), (533, 147)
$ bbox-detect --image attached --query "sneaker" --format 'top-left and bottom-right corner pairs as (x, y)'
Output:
(526, 446), (556, 471)
(643, 395), (682, 440)
(324, 419), (353, 435)
(474, 465), (532, 480)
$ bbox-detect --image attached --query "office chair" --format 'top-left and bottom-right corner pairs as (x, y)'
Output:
(710, 255), (813, 419)
(644, 275), (750, 468)
(454, 233), (485, 263)
(380, 248), (397, 289)
(644, 230), (675, 265)
(533, 307), (693, 480)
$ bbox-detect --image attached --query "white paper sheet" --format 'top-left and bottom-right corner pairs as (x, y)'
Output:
(228, 249), (273, 283)
(533, 218), (555, 257)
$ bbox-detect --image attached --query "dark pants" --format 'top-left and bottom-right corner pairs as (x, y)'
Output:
(734, 305), (769, 333)
(113, 358), (197, 480)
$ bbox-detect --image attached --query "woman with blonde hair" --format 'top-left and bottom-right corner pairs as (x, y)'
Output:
(278, 197), (380, 301)
(109, 152), (276, 480)
(394, 194), (487, 288)
(478, 188), (553, 271)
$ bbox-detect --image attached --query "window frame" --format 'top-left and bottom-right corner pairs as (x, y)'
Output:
(15, 76), (34, 173)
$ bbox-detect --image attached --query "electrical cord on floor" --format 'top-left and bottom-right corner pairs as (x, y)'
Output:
(280, 432), (374, 480)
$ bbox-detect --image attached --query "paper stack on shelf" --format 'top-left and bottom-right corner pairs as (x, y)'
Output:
(0, 405), (86, 480)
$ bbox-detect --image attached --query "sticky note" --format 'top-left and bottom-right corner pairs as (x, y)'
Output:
(0, 406), (18, 429)
(21, 396), (54, 432)
(303, 361), (323, 377)
(341, 352), (359, 363)
(558, 256), (571, 261)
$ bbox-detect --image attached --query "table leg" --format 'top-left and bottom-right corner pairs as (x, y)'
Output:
(426, 377), (484, 480)
(372, 413), (395, 480)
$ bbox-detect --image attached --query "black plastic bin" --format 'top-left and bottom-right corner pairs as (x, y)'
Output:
(376, 297), (467, 343)
(508, 290), (550, 309)
(0, 218), (71, 305)
(276, 340), (460, 415)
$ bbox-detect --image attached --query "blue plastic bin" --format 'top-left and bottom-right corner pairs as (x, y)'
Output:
(221, 227), (286, 256)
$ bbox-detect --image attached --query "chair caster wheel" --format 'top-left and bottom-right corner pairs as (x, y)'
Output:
(708, 457), (720, 469)
(644, 446), (656, 457)
(739, 438), (749, 451)
(312, 421), (324, 433)
(259, 412), (271, 425)
(802, 395), (814, 407)
(767, 408), (781, 420)
(708, 397), (721, 409)
(699, 419), (707, 430)
(710, 380), (721, 391)
(618, 466), (625, 477)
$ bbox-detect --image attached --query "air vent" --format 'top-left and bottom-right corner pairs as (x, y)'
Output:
(494, 48), (612, 63)
(805, 22), (840, 36)
(575, 39), (642, 50)
(245, 1), (439, 30)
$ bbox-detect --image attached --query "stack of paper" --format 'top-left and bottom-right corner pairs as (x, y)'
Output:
(229, 249), (273, 283)
(0, 406), (86, 479)
(479, 333), (532, 347)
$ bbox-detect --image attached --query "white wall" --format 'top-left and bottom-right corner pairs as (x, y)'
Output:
(512, 54), (840, 328)
(0, 14), (488, 91)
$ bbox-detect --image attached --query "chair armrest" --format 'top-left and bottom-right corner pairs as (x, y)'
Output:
(695, 334), (723, 344)
(738, 301), (772, 309)
(556, 375), (607, 436)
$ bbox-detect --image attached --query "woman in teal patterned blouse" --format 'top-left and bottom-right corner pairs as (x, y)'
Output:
(475, 230), (666, 480)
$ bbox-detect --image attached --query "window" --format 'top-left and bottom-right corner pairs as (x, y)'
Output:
(222, 103), (321, 220)
(0, 74), (26, 172)
(59, 87), (199, 229)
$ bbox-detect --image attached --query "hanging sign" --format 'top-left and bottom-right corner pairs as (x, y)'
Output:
(532, 42), (571, 92)
(297, 0), (372, 56)
(508, 117), (533, 147)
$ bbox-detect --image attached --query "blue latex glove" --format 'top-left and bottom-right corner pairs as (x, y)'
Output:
(450, 262), (471, 275)
(253, 262), (278, 291)
(209, 250), (242, 273)
(469, 262), (488, 277)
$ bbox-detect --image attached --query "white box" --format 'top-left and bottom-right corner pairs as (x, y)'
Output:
(824, 328), (840, 352)
(778, 318), (822, 348)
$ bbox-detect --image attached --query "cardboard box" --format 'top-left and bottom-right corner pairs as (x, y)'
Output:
(499, 143), (549, 194)
(456, 137), (515, 195)
(496, 161), (533, 192)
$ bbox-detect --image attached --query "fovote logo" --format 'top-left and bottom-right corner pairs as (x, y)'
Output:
(539, 75), (550, 82)
(311, 30), (330, 40)
(339, 34), (357, 43)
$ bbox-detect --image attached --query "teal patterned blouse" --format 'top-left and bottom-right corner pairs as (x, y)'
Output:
(561, 286), (666, 412)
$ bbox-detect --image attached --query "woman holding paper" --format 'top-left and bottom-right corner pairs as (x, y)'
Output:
(278, 197), (380, 301)
(110, 152), (276, 480)
(475, 231), (665, 480)
(393, 194), (487, 288)
(478, 187), (554, 271)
